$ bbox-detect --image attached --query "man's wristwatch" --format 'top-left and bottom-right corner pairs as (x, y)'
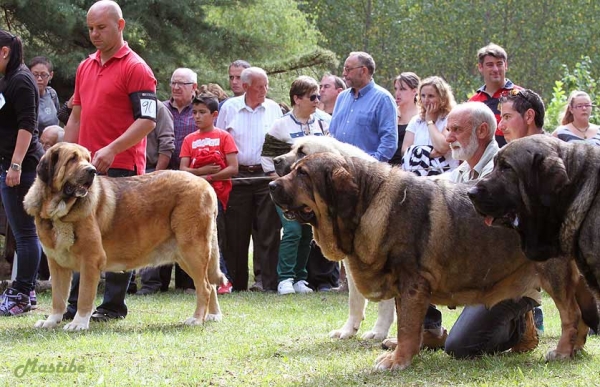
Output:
(10, 162), (21, 172)
(427, 120), (435, 126)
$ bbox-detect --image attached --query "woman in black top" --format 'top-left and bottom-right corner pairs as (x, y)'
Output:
(0, 30), (44, 316)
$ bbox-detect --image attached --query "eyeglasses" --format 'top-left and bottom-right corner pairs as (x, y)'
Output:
(170, 81), (194, 88)
(32, 73), (50, 79)
(573, 104), (594, 110)
(309, 94), (321, 102)
(343, 65), (364, 73)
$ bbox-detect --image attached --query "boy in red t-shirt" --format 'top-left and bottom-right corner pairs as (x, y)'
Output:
(180, 93), (239, 293)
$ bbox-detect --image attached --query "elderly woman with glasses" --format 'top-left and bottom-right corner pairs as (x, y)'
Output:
(552, 90), (600, 145)
(28, 56), (60, 134)
(261, 75), (329, 295)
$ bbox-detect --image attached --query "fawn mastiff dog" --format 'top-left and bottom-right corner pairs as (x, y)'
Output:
(468, 135), (600, 301)
(24, 143), (224, 331)
(269, 152), (597, 370)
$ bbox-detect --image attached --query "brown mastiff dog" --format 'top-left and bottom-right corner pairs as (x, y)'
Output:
(269, 152), (598, 371)
(468, 134), (600, 301)
(24, 143), (224, 331)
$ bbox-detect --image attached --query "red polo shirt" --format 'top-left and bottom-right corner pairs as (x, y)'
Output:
(469, 79), (521, 137)
(73, 42), (156, 173)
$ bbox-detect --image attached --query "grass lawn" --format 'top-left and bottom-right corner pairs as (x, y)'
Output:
(0, 290), (598, 386)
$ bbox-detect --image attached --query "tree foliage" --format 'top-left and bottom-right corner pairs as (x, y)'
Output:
(298, 0), (600, 104)
(0, 0), (336, 101)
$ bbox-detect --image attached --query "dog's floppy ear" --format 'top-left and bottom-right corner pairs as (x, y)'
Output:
(321, 160), (359, 253)
(531, 151), (569, 206)
(37, 149), (59, 187)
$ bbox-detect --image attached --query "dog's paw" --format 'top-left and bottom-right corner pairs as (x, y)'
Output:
(63, 322), (89, 331)
(381, 338), (397, 351)
(362, 329), (388, 340)
(329, 327), (357, 339)
(546, 349), (573, 362)
(183, 317), (204, 326)
(374, 352), (411, 371)
(205, 313), (222, 322)
(34, 319), (59, 329)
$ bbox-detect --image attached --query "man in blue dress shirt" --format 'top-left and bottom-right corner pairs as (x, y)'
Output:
(329, 51), (397, 161)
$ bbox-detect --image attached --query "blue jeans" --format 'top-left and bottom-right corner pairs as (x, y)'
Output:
(0, 169), (41, 294)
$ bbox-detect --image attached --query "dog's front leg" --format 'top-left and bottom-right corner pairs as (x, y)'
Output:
(64, 223), (104, 331)
(34, 257), (72, 329)
(375, 280), (430, 371)
(330, 262), (365, 339)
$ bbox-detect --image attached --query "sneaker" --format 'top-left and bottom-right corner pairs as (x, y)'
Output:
(293, 280), (313, 294)
(0, 288), (32, 316)
(217, 281), (233, 295)
(318, 284), (332, 292)
(277, 278), (295, 295)
(511, 310), (539, 353)
(30, 290), (37, 310)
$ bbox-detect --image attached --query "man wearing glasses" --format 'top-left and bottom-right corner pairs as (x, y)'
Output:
(498, 88), (545, 141)
(137, 68), (198, 294)
(328, 51), (397, 162)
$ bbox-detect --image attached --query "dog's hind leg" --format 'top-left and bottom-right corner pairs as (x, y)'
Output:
(330, 263), (366, 339)
(34, 257), (72, 329)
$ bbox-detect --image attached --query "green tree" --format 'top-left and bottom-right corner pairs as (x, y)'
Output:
(299, 0), (600, 103)
(1, 0), (336, 102)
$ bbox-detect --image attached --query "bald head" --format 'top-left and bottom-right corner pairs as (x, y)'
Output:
(88, 0), (123, 20)
(41, 125), (65, 151)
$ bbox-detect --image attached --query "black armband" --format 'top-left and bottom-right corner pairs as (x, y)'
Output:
(129, 91), (157, 121)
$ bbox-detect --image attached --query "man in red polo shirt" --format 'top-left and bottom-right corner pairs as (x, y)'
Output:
(63, 0), (157, 324)
(468, 43), (521, 147)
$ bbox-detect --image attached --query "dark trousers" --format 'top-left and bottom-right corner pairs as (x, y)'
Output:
(66, 168), (136, 318)
(0, 169), (41, 294)
(222, 172), (281, 291)
(139, 202), (231, 291)
(139, 265), (173, 292)
(306, 241), (339, 289)
(445, 297), (536, 359)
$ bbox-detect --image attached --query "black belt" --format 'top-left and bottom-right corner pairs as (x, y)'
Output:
(239, 164), (263, 173)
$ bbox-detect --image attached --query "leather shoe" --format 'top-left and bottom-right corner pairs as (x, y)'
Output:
(90, 311), (125, 322)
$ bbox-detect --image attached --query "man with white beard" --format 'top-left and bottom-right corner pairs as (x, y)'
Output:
(440, 101), (541, 358)
(445, 101), (498, 182)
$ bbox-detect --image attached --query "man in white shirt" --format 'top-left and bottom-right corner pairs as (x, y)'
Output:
(216, 67), (282, 292)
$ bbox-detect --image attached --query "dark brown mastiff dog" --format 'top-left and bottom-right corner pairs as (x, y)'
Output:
(269, 152), (598, 371)
(468, 135), (600, 301)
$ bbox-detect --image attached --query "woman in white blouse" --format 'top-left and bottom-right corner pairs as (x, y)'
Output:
(401, 76), (457, 176)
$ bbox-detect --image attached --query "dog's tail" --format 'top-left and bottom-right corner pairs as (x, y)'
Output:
(576, 277), (600, 334)
(208, 219), (226, 286)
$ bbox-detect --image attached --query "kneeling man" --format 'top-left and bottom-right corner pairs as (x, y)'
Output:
(443, 101), (540, 357)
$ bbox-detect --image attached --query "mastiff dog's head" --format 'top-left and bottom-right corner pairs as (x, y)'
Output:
(24, 143), (97, 219)
(468, 135), (578, 261)
(270, 153), (372, 258)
